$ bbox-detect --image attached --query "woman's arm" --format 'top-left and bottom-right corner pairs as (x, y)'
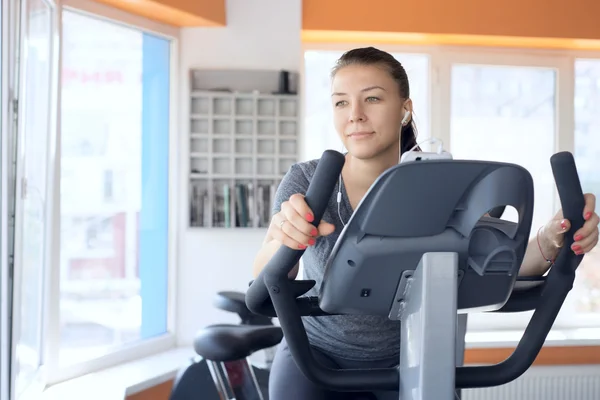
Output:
(251, 164), (309, 280)
(519, 193), (599, 276)
(483, 211), (558, 276)
(252, 234), (299, 279)
(518, 229), (560, 276)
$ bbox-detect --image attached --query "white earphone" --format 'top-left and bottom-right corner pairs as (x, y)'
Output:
(401, 110), (411, 126)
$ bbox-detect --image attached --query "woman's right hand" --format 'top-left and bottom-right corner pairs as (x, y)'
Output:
(270, 193), (336, 250)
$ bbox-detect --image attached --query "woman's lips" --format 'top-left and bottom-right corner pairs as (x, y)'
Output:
(347, 131), (374, 139)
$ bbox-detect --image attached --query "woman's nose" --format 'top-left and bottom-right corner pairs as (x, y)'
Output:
(349, 104), (366, 122)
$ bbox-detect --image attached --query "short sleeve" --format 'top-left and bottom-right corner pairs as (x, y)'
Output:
(271, 164), (310, 215)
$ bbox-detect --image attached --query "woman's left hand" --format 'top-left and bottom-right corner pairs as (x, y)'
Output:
(543, 193), (599, 256)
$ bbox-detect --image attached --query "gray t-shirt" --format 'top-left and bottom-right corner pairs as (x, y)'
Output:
(272, 158), (401, 361)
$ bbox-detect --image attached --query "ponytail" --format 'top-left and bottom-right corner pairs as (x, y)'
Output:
(400, 120), (420, 154)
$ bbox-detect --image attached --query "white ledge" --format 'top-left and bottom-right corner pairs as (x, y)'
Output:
(39, 329), (600, 400)
(41, 347), (196, 400)
(465, 328), (600, 348)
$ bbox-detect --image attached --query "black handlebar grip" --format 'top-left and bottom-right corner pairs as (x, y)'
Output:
(550, 151), (586, 272)
(246, 150), (346, 314)
(304, 150), (347, 226)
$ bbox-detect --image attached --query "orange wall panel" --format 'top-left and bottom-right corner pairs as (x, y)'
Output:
(465, 346), (600, 366)
(155, 0), (225, 24)
(92, 0), (225, 27)
(126, 379), (173, 400)
(303, 0), (600, 41)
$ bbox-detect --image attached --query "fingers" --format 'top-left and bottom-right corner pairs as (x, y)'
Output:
(545, 218), (570, 248)
(287, 193), (335, 239)
(583, 193), (596, 221)
(553, 192), (598, 255)
(280, 203), (315, 247)
(289, 193), (315, 223)
(270, 212), (311, 250)
(270, 194), (335, 250)
(559, 218), (570, 233)
(318, 221), (336, 237)
(571, 212), (600, 254)
(572, 210), (599, 241)
(551, 218), (570, 235)
(571, 228), (598, 254)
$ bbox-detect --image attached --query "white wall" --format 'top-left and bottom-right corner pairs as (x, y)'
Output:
(176, 0), (302, 346)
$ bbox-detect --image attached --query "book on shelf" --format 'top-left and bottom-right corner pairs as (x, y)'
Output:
(190, 181), (278, 228)
(190, 184), (210, 227)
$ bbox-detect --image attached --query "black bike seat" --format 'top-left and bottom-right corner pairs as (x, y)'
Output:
(214, 291), (252, 317)
(194, 324), (283, 362)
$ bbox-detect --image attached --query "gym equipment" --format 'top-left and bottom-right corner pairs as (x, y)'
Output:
(245, 149), (586, 399)
(214, 291), (274, 326)
(213, 290), (279, 369)
(191, 323), (281, 400)
(170, 291), (282, 400)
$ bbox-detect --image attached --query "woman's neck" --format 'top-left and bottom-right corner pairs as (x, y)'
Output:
(343, 149), (399, 194)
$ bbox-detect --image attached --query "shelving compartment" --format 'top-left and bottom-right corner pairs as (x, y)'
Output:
(188, 71), (299, 229)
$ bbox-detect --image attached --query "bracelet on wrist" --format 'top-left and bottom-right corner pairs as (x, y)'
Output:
(537, 226), (556, 265)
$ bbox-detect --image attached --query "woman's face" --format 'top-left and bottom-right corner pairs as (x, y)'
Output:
(331, 64), (409, 160)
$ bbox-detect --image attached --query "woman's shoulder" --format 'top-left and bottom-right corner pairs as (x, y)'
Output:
(272, 158), (324, 212)
(280, 158), (322, 188)
(290, 158), (320, 178)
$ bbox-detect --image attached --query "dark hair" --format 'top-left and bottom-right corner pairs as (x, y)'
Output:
(331, 47), (419, 154)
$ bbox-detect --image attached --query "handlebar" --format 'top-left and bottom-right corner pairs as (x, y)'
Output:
(456, 150), (587, 388)
(549, 151), (587, 273)
(246, 150), (346, 315)
(245, 150), (587, 391)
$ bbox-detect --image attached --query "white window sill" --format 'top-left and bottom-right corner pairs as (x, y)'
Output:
(465, 327), (600, 348)
(38, 328), (600, 400)
(41, 347), (197, 400)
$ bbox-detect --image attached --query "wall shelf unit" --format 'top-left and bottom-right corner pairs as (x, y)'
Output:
(188, 69), (300, 228)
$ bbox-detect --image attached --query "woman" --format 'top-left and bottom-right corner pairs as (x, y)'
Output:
(252, 46), (599, 399)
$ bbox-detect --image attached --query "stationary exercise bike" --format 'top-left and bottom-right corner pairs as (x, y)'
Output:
(241, 149), (587, 399)
(169, 291), (282, 400)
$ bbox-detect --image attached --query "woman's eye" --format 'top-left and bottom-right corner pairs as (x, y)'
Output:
(366, 96), (380, 102)
(335, 100), (347, 107)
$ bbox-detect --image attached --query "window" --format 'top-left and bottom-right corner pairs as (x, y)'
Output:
(3, 1), (177, 391)
(569, 59), (600, 327)
(57, 9), (172, 372)
(302, 47), (600, 339)
(446, 58), (559, 331)
(3, 0), (177, 391)
(302, 49), (431, 161)
(103, 170), (113, 201)
(11, 0), (54, 398)
(449, 62), (557, 231)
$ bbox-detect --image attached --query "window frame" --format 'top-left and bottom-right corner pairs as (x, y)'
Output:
(1, 1), (18, 398)
(10, 0), (59, 398)
(38, 0), (181, 386)
(300, 41), (600, 336)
